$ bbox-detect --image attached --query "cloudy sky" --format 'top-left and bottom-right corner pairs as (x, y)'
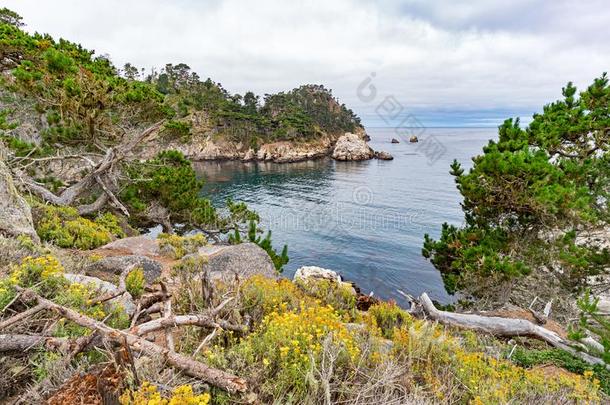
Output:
(6, 0), (609, 127)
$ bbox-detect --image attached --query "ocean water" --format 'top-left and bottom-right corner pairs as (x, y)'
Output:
(195, 128), (496, 305)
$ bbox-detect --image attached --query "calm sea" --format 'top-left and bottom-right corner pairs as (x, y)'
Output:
(196, 128), (496, 305)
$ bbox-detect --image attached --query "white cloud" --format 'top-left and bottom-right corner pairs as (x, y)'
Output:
(4, 0), (609, 126)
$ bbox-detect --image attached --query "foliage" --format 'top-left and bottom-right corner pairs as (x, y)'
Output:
(510, 346), (610, 395)
(33, 204), (125, 249)
(207, 304), (359, 401)
(424, 75), (610, 295)
(125, 268), (145, 298)
(228, 220), (289, 272)
(158, 232), (207, 259)
(121, 150), (219, 228)
(569, 289), (610, 364)
(294, 277), (357, 319)
(238, 275), (310, 324)
(120, 381), (210, 405)
(0, 255), (65, 309)
(366, 301), (412, 339)
(0, 7), (23, 27)
(162, 119), (191, 140)
(0, 255), (129, 334)
(194, 274), (600, 403)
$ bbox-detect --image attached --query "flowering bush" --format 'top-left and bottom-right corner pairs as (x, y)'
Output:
(125, 268), (145, 298)
(0, 255), (66, 308)
(158, 233), (206, 259)
(366, 301), (412, 339)
(294, 277), (357, 319)
(209, 303), (359, 401)
(239, 275), (313, 323)
(0, 255), (129, 335)
(120, 381), (211, 405)
(390, 318), (600, 403)
(453, 350), (599, 403)
(34, 204), (125, 249)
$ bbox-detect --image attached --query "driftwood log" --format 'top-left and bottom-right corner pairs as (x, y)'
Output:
(12, 287), (248, 394)
(418, 292), (609, 369)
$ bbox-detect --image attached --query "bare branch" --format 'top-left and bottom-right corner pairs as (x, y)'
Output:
(16, 287), (247, 393)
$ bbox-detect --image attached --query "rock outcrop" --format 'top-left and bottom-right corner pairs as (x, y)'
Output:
(332, 133), (375, 161)
(391, 138), (400, 143)
(128, 114), (371, 164)
(293, 266), (357, 295)
(375, 151), (394, 160)
(0, 145), (39, 242)
(197, 243), (277, 281)
(85, 255), (162, 285)
(294, 266), (343, 283)
(63, 273), (136, 315)
(97, 236), (161, 257)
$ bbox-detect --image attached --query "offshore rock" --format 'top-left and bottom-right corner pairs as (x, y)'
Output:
(375, 151), (394, 160)
(331, 133), (375, 161)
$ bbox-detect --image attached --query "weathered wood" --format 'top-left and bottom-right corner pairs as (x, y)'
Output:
(131, 313), (248, 336)
(17, 121), (164, 214)
(160, 282), (175, 351)
(16, 287), (247, 393)
(0, 334), (93, 352)
(418, 292), (609, 369)
(0, 303), (46, 330)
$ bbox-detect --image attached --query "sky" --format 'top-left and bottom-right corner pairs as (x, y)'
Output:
(5, 0), (610, 127)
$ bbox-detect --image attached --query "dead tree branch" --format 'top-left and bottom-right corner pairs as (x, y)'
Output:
(0, 303), (46, 330)
(418, 292), (610, 370)
(15, 287), (247, 393)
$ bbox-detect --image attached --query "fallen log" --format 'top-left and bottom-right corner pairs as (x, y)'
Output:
(0, 334), (94, 353)
(0, 303), (46, 330)
(418, 293), (609, 369)
(131, 314), (248, 336)
(17, 287), (247, 394)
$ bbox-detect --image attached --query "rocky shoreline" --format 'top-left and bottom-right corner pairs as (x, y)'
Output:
(135, 126), (392, 164)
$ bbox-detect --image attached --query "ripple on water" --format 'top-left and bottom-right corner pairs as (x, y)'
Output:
(196, 127), (495, 305)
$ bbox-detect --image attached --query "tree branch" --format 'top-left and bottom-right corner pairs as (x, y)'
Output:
(16, 287), (247, 393)
(418, 292), (610, 369)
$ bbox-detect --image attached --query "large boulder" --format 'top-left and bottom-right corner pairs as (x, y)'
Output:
(63, 273), (136, 315)
(332, 133), (375, 161)
(0, 146), (39, 242)
(197, 243), (277, 281)
(294, 266), (357, 295)
(85, 255), (162, 284)
(97, 236), (160, 257)
(294, 266), (343, 283)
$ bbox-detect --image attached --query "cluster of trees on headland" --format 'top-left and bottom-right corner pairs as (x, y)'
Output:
(1, 7), (360, 151)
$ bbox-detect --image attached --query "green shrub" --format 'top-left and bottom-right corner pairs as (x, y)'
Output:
(510, 346), (610, 395)
(125, 268), (145, 298)
(34, 204), (124, 249)
(162, 119), (191, 139)
(158, 232), (206, 259)
(367, 301), (412, 339)
(294, 277), (357, 319)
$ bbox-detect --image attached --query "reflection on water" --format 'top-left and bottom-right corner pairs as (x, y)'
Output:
(195, 128), (495, 305)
